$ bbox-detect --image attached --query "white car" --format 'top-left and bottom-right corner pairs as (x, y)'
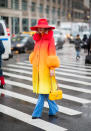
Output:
(54, 29), (65, 49)
(0, 20), (12, 60)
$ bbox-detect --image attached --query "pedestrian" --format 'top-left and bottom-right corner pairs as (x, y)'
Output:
(74, 34), (82, 60)
(0, 39), (5, 96)
(87, 34), (91, 55)
(82, 34), (88, 49)
(29, 18), (60, 119)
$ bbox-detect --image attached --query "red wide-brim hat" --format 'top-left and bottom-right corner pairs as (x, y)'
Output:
(30, 18), (55, 31)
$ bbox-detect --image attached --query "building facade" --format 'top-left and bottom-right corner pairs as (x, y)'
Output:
(0, 0), (90, 34)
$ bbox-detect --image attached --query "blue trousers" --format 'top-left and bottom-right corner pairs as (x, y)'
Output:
(76, 50), (80, 57)
(32, 94), (58, 117)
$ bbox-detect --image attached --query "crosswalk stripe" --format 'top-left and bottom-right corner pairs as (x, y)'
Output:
(56, 68), (91, 75)
(5, 79), (91, 104)
(16, 62), (91, 75)
(61, 62), (91, 69)
(25, 61), (91, 71)
(56, 76), (91, 86)
(3, 68), (91, 87)
(58, 83), (91, 94)
(60, 65), (91, 72)
(5, 79), (91, 94)
(0, 104), (67, 131)
(25, 60), (91, 69)
(0, 89), (82, 116)
(55, 71), (91, 80)
(3, 72), (32, 81)
(5, 65), (91, 85)
(3, 66), (91, 80)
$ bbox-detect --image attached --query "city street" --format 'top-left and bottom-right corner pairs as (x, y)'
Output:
(0, 42), (91, 131)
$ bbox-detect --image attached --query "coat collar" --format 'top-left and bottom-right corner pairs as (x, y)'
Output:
(33, 30), (53, 41)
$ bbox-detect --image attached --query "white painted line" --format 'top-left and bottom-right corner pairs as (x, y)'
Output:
(5, 79), (33, 90)
(56, 76), (91, 86)
(16, 62), (91, 75)
(7, 64), (31, 70)
(3, 67), (32, 75)
(5, 67), (91, 86)
(61, 62), (91, 69)
(0, 104), (67, 131)
(63, 94), (90, 104)
(3, 72), (32, 81)
(4, 68), (91, 87)
(56, 68), (91, 75)
(55, 71), (91, 80)
(25, 61), (91, 71)
(3, 67), (91, 80)
(60, 65), (91, 72)
(5, 79), (91, 104)
(21, 61), (91, 69)
(5, 79), (91, 94)
(58, 83), (91, 94)
(0, 89), (82, 116)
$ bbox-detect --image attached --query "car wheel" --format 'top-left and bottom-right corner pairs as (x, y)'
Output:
(24, 47), (28, 53)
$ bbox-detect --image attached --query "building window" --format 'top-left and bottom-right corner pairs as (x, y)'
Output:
(39, 4), (43, 13)
(58, 0), (61, 4)
(53, 0), (56, 3)
(31, 2), (36, 12)
(22, 18), (29, 31)
(1, 16), (8, 28)
(11, 0), (19, 10)
(31, 19), (37, 26)
(11, 17), (19, 34)
(46, 5), (49, 14)
(0, 0), (8, 8)
(58, 8), (60, 16)
(52, 7), (55, 15)
(22, 0), (27, 11)
(0, 23), (5, 35)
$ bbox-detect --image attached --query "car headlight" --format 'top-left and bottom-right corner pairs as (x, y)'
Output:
(16, 44), (24, 47)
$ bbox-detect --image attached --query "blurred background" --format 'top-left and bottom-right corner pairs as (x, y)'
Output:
(0, 0), (91, 58)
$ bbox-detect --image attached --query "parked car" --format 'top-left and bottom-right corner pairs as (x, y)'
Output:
(0, 20), (12, 60)
(11, 34), (34, 53)
(54, 29), (65, 49)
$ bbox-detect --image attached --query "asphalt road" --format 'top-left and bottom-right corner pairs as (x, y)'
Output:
(0, 42), (91, 131)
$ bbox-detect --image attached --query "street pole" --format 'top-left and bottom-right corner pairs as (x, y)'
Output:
(89, 0), (91, 33)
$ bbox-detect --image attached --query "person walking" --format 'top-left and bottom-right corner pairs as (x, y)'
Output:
(74, 34), (82, 60)
(82, 34), (88, 50)
(0, 39), (5, 96)
(87, 34), (91, 55)
(29, 18), (60, 119)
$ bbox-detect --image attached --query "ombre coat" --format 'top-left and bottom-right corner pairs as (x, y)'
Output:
(29, 30), (60, 94)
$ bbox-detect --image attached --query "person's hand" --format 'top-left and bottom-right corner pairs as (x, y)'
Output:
(50, 69), (55, 76)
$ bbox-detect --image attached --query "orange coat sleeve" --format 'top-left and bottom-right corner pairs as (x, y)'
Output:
(29, 52), (34, 64)
(47, 37), (60, 68)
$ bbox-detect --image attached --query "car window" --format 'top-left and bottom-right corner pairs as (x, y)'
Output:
(54, 30), (60, 35)
(0, 23), (5, 35)
(12, 36), (29, 43)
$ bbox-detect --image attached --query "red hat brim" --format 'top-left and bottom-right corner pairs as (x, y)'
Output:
(30, 25), (55, 31)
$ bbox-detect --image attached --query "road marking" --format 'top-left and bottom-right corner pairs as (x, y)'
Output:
(56, 76), (91, 86)
(5, 79), (91, 94)
(5, 79), (91, 104)
(58, 83), (91, 94)
(61, 62), (91, 69)
(0, 104), (67, 131)
(3, 67), (91, 80)
(59, 65), (91, 72)
(0, 89), (82, 116)
(4, 68), (91, 87)
(55, 71), (91, 80)
(16, 62), (91, 75)
(3, 72), (32, 81)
